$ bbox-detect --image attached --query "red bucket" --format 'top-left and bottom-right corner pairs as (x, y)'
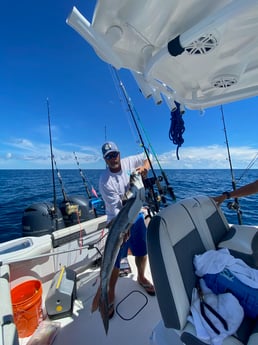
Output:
(11, 280), (43, 338)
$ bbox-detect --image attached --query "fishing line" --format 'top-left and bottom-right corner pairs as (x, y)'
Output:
(237, 152), (258, 183)
(221, 105), (242, 225)
(109, 67), (139, 147)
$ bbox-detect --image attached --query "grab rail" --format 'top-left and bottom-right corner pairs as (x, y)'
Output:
(0, 264), (19, 345)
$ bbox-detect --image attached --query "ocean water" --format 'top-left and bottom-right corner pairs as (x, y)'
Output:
(0, 169), (257, 243)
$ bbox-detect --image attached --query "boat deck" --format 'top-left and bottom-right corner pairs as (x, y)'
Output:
(19, 256), (162, 345)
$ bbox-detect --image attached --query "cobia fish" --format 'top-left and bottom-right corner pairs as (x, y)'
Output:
(95, 171), (145, 334)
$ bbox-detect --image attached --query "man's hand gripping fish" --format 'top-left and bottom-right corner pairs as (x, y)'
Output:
(92, 171), (145, 334)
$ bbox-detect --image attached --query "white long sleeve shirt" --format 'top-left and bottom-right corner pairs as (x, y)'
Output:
(99, 153), (147, 222)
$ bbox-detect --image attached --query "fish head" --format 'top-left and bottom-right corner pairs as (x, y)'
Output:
(129, 171), (145, 202)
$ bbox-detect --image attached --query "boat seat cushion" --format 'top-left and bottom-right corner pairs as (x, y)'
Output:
(147, 197), (258, 345)
(180, 196), (258, 268)
(218, 225), (258, 268)
(181, 195), (230, 246)
(147, 202), (206, 330)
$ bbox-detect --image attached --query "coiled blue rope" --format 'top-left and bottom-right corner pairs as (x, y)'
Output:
(168, 101), (185, 160)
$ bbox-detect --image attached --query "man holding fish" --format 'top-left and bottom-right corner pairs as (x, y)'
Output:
(91, 141), (155, 332)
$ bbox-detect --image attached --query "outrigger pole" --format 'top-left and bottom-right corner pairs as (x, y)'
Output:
(221, 105), (242, 225)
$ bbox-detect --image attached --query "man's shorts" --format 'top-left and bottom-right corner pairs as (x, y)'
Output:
(114, 213), (147, 268)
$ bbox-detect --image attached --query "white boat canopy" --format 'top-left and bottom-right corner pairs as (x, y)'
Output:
(67, 0), (258, 110)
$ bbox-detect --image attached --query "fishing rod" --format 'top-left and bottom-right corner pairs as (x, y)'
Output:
(46, 103), (69, 203)
(73, 151), (92, 199)
(53, 158), (69, 203)
(221, 105), (242, 225)
(127, 92), (176, 202)
(112, 69), (169, 211)
(112, 69), (176, 201)
(47, 99), (57, 209)
(47, 102), (82, 224)
(47, 98), (61, 230)
(46, 113), (73, 205)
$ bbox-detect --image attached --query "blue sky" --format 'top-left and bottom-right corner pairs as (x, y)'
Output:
(1, 0), (258, 170)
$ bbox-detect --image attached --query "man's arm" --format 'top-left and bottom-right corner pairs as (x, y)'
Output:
(136, 158), (151, 179)
(213, 179), (258, 204)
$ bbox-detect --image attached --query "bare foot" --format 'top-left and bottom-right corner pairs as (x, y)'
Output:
(91, 286), (116, 313)
(137, 278), (155, 296)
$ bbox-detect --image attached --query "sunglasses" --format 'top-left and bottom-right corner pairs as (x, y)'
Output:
(105, 152), (119, 160)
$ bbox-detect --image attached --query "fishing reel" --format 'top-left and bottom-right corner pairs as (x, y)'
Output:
(143, 176), (162, 189)
(227, 201), (242, 214)
(143, 175), (170, 212)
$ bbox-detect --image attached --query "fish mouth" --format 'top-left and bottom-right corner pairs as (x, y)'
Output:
(130, 171), (141, 184)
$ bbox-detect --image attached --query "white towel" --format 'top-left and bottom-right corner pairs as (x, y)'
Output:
(194, 248), (258, 288)
(188, 279), (244, 345)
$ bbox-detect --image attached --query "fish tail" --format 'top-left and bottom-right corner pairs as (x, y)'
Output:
(99, 289), (109, 334)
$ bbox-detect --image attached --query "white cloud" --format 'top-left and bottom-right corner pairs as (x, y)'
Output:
(157, 145), (258, 169)
(10, 138), (35, 149)
(0, 138), (103, 168)
(1, 137), (258, 170)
